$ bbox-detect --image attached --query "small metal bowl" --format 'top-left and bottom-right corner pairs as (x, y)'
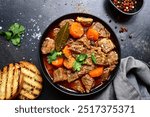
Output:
(109, 0), (144, 15)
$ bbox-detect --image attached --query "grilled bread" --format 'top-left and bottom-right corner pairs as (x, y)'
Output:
(18, 61), (43, 100)
(0, 63), (23, 100)
(0, 61), (43, 100)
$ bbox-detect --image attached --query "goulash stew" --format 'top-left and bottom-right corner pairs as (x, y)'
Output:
(41, 16), (118, 93)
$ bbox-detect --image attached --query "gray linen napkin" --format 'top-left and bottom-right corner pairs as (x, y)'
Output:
(98, 56), (150, 100)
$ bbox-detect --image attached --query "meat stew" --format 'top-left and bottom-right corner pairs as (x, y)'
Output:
(40, 13), (120, 95)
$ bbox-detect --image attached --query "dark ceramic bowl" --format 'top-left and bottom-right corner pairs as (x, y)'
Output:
(39, 13), (121, 96)
(109, 0), (144, 15)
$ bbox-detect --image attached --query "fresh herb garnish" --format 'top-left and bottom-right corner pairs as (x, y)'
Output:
(76, 54), (87, 62)
(73, 54), (87, 72)
(0, 23), (25, 46)
(47, 50), (62, 64)
(55, 22), (69, 51)
(73, 61), (82, 72)
(91, 52), (97, 64)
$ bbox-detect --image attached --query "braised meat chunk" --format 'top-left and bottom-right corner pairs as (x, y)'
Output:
(98, 38), (115, 53)
(101, 65), (116, 81)
(84, 57), (93, 65)
(101, 68), (110, 82)
(78, 65), (95, 77)
(77, 36), (91, 49)
(69, 42), (87, 54)
(70, 80), (85, 93)
(67, 70), (79, 83)
(53, 68), (67, 82)
(76, 17), (93, 26)
(41, 37), (55, 54)
(106, 51), (118, 65)
(81, 74), (95, 93)
(59, 19), (74, 28)
(95, 54), (106, 65)
(92, 22), (110, 38)
(52, 28), (60, 39)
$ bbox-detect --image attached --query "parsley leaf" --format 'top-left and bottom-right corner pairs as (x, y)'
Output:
(73, 54), (87, 72)
(73, 61), (82, 72)
(47, 50), (62, 64)
(0, 23), (25, 46)
(76, 54), (87, 62)
(91, 52), (97, 64)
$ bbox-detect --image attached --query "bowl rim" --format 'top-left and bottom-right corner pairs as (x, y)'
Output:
(39, 13), (121, 96)
(109, 0), (144, 15)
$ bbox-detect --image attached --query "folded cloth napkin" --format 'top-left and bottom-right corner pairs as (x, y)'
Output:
(98, 56), (150, 100)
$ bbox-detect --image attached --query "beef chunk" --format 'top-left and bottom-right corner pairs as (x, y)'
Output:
(99, 28), (111, 38)
(81, 74), (95, 93)
(77, 36), (91, 49)
(84, 57), (93, 65)
(53, 68), (67, 83)
(89, 47), (107, 65)
(78, 65), (95, 77)
(76, 17), (93, 26)
(83, 50), (95, 66)
(41, 37), (55, 54)
(67, 70), (79, 83)
(92, 22), (110, 38)
(52, 28), (60, 39)
(95, 52), (106, 65)
(98, 38), (115, 53)
(70, 80), (85, 93)
(67, 65), (95, 83)
(69, 42), (87, 53)
(101, 68), (110, 82)
(101, 65), (116, 82)
(59, 19), (74, 28)
(106, 51), (118, 65)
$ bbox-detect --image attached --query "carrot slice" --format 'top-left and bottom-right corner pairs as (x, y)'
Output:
(89, 67), (104, 78)
(63, 57), (75, 69)
(63, 45), (71, 58)
(87, 28), (99, 41)
(52, 57), (64, 67)
(69, 22), (84, 38)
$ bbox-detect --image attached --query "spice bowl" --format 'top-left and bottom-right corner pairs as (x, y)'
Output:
(109, 0), (144, 15)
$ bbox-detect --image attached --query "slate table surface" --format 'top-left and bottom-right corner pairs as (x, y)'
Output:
(0, 0), (150, 99)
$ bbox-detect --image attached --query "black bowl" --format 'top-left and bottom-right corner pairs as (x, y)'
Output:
(109, 0), (144, 15)
(39, 13), (121, 96)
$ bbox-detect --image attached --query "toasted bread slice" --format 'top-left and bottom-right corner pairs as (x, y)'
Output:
(19, 61), (40, 75)
(18, 61), (43, 100)
(0, 63), (23, 100)
(11, 63), (23, 98)
(0, 66), (8, 100)
(6, 64), (14, 99)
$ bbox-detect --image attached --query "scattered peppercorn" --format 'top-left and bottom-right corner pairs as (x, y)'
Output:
(119, 26), (128, 33)
(113, 0), (137, 13)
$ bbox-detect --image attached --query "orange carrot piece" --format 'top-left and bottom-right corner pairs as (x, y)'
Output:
(63, 45), (71, 58)
(89, 67), (104, 78)
(87, 28), (99, 41)
(52, 57), (64, 67)
(63, 57), (75, 69)
(69, 22), (84, 38)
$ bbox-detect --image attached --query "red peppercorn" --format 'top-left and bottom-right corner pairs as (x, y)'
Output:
(113, 0), (137, 13)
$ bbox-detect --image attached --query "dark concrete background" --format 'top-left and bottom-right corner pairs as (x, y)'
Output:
(0, 0), (150, 99)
